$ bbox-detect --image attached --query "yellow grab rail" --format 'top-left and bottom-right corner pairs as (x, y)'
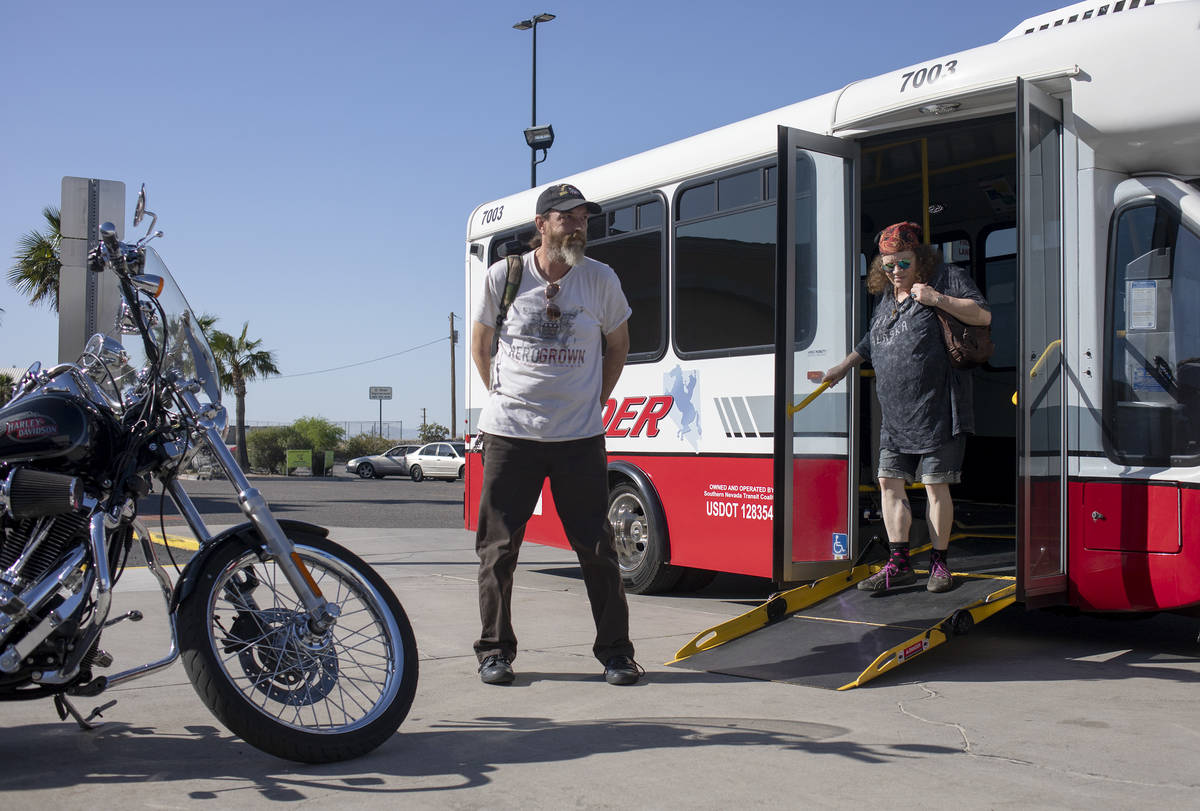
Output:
(1012, 338), (1062, 406)
(788, 381), (830, 416)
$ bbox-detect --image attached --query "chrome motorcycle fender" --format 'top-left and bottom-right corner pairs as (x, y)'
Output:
(169, 519), (330, 612)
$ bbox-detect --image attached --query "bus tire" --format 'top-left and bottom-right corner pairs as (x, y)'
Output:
(608, 481), (680, 594)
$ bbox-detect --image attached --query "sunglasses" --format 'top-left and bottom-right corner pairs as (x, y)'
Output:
(882, 259), (913, 272)
(545, 282), (561, 320)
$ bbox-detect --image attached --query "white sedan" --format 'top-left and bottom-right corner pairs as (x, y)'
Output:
(407, 442), (466, 482)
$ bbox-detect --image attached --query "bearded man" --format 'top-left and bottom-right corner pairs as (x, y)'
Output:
(469, 183), (639, 686)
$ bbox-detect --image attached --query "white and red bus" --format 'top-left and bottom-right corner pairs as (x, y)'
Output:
(464, 0), (1200, 611)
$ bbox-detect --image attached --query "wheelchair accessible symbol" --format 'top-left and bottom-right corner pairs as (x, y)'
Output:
(832, 533), (848, 560)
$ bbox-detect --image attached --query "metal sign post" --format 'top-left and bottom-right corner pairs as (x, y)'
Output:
(369, 386), (393, 437)
(59, 178), (125, 362)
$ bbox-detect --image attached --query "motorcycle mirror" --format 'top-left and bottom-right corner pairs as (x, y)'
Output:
(133, 184), (158, 242)
(134, 184), (146, 227)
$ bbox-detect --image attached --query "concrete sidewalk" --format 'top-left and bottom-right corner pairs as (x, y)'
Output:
(2, 527), (1199, 809)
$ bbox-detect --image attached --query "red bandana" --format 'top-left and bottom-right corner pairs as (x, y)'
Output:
(877, 221), (921, 254)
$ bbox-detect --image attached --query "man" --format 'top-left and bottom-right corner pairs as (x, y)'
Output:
(469, 182), (639, 686)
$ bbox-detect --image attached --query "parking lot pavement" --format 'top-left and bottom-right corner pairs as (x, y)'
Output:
(3, 527), (1200, 809)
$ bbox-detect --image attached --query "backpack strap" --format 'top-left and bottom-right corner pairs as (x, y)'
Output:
(491, 250), (524, 358)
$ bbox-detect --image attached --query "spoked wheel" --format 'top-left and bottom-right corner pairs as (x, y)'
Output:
(177, 532), (418, 763)
(357, 463), (376, 479)
(409, 465), (424, 482)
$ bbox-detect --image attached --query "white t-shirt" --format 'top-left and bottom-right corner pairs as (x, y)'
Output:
(473, 252), (631, 441)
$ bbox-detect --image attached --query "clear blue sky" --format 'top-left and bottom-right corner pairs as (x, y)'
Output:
(1, 0), (1059, 438)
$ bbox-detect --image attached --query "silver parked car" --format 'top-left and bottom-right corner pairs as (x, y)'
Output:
(407, 441), (466, 482)
(346, 445), (420, 479)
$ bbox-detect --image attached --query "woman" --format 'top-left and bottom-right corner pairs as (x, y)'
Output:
(823, 222), (991, 593)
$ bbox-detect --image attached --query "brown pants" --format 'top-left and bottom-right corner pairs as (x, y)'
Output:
(473, 433), (633, 665)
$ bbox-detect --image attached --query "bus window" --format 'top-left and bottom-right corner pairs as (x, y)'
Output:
(488, 227), (536, 265)
(1105, 202), (1200, 466)
(587, 193), (666, 361)
(718, 169), (761, 210)
(674, 160), (815, 357)
(676, 193), (775, 355)
(677, 182), (716, 221)
(607, 205), (635, 236)
(982, 225), (1017, 369)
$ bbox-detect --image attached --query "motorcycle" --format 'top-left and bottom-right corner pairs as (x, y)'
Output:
(0, 186), (418, 762)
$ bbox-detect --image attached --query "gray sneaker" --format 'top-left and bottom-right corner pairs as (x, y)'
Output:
(857, 560), (917, 592)
(927, 557), (953, 593)
(478, 654), (515, 685)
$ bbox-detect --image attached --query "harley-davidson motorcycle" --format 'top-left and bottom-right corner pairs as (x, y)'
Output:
(0, 187), (417, 762)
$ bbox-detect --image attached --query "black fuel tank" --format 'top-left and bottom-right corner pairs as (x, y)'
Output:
(0, 392), (108, 465)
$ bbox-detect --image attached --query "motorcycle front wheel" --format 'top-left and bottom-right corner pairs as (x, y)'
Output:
(177, 532), (418, 763)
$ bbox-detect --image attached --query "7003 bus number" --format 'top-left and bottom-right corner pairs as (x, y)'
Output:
(706, 501), (774, 521)
(900, 60), (958, 93)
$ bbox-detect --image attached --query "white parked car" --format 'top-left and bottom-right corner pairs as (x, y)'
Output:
(407, 442), (466, 482)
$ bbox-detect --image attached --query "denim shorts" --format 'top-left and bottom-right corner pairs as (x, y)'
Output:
(877, 434), (966, 485)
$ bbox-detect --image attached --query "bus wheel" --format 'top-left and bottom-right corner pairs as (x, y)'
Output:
(608, 482), (680, 594)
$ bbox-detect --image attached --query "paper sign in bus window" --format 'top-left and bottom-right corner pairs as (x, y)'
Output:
(1128, 280), (1158, 330)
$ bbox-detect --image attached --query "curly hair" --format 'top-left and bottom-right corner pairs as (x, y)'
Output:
(865, 243), (939, 295)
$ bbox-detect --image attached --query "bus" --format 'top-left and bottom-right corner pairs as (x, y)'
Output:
(463, 0), (1200, 613)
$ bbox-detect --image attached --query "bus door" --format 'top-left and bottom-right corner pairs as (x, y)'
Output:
(1016, 78), (1069, 604)
(773, 126), (859, 583)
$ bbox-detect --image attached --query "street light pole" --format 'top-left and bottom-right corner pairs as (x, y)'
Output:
(514, 12), (556, 188)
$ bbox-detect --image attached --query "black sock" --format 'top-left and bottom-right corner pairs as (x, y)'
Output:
(930, 548), (948, 566)
(888, 543), (910, 568)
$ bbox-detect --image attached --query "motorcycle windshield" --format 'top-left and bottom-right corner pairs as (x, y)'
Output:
(126, 248), (223, 407)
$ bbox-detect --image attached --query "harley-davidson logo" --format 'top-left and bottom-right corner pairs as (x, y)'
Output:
(4, 415), (59, 441)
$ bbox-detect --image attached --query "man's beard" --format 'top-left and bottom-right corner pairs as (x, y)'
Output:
(546, 231), (586, 266)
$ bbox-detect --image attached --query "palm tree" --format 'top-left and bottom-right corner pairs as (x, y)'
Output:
(8, 206), (62, 311)
(208, 321), (280, 469)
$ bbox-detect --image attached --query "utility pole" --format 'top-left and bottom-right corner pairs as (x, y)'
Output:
(450, 313), (458, 439)
(421, 408), (427, 440)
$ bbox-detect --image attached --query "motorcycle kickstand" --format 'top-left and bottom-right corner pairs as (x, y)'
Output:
(53, 694), (117, 731)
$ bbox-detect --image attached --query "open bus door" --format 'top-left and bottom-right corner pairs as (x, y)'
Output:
(773, 126), (860, 584)
(1016, 78), (1070, 605)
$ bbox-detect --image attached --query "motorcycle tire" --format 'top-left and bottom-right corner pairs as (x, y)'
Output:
(177, 530), (418, 763)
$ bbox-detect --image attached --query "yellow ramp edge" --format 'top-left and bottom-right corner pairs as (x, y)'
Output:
(838, 582), (1017, 690)
(668, 543), (933, 664)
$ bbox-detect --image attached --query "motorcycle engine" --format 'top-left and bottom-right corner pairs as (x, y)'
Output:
(0, 511), (90, 592)
(0, 467), (95, 682)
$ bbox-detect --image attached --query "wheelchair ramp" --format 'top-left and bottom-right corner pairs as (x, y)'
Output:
(669, 537), (1016, 690)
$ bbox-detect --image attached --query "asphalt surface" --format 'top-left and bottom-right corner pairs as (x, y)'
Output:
(153, 468), (465, 530)
(4, 490), (1200, 808)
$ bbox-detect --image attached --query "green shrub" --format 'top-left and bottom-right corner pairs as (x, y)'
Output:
(293, 416), (344, 452)
(341, 432), (394, 461)
(418, 422), (450, 443)
(247, 426), (306, 474)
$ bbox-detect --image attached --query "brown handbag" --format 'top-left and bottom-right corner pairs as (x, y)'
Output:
(935, 308), (995, 369)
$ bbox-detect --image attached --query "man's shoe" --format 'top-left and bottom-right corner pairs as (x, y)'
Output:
(603, 655), (643, 686)
(857, 560), (917, 592)
(478, 654), (514, 685)
(927, 557), (953, 593)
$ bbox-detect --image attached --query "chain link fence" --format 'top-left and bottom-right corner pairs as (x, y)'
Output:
(238, 421), (410, 441)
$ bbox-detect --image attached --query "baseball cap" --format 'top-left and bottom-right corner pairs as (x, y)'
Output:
(536, 183), (602, 215)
